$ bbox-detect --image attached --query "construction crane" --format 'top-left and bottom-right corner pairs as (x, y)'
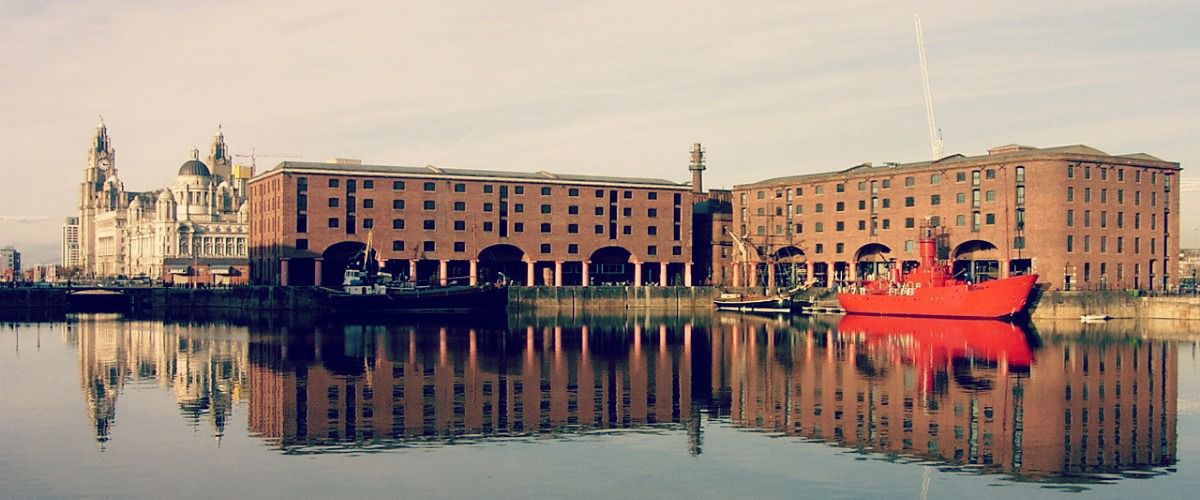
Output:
(914, 14), (944, 160)
(230, 148), (300, 183)
(233, 148), (300, 171)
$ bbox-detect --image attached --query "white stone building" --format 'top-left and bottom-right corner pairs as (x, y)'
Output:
(77, 120), (251, 281)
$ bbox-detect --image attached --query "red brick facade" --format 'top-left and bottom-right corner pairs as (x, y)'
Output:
(732, 145), (1181, 291)
(249, 162), (696, 287)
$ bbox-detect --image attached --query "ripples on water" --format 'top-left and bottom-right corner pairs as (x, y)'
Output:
(0, 311), (1194, 497)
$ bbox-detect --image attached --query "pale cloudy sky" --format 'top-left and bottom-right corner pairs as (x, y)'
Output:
(1, 0), (1196, 263)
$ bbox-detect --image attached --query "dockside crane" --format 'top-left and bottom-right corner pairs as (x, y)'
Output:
(915, 14), (944, 160)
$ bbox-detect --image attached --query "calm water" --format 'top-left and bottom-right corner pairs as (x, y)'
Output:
(1, 312), (1198, 499)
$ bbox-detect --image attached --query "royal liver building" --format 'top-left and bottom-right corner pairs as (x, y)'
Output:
(77, 120), (251, 282)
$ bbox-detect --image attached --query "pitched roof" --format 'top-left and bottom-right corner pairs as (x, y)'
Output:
(738, 144), (1177, 188)
(263, 161), (687, 188)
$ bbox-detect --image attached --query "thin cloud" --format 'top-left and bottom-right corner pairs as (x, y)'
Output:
(1, 0), (1196, 263)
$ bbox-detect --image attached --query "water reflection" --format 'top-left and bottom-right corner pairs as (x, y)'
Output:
(65, 315), (247, 446)
(246, 317), (703, 453)
(723, 315), (1176, 481)
(64, 312), (1177, 482)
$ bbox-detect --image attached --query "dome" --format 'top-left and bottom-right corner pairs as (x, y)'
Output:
(157, 190), (175, 202)
(129, 196), (144, 209)
(178, 159), (211, 177)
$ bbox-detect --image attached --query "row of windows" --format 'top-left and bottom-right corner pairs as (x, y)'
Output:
(742, 185), (1026, 223)
(1066, 187), (1159, 207)
(748, 167), (1021, 202)
(1066, 165), (1168, 187)
(753, 211), (1006, 236)
(1066, 210), (1157, 230)
(316, 177), (674, 199)
(323, 198), (667, 217)
(1064, 261), (1163, 285)
(1066, 235), (1156, 254)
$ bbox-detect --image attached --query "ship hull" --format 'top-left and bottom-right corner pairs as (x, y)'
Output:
(322, 285), (509, 314)
(837, 274), (1038, 319)
(714, 296), (808, 313)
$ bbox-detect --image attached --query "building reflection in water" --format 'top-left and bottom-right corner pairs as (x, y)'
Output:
(719, 315), (1176, 480)
(65, 314), (248, 447)
(67, 312), (1177, 481)
(246, 317), (701, 453)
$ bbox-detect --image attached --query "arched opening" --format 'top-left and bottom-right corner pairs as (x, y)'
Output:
(478, 244), (526, 286)
(772, 246), (807, 289)
(321, 241), (376, 287)
(854, 243), (892, 282)
(952, 240), (1000, 283)
(590, 246), (633, 285)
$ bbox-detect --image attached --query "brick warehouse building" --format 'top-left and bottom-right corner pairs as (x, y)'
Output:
(248, 159), (702, 287)
(732, 144), (1181, 291)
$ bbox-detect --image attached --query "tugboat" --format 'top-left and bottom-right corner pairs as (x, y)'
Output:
(837, 220), (1038, 319)
(322, 233), (508, 314)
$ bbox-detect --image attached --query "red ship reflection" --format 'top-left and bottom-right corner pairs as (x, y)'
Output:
(837, 315), (1034, 375)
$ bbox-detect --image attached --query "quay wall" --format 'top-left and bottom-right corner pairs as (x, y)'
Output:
(1, 287), (1197, 321)
(508, 286), (722, 312)
(1029, 291), (1200, 321)
(0, 288), (67, 310)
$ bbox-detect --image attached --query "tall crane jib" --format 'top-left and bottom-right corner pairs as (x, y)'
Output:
(915, 14), (944, 160)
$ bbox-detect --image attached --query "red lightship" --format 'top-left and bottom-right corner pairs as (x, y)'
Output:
(837, 221), (1038, 319)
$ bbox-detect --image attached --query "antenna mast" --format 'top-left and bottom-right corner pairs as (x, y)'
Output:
(915, 14), (944, 159)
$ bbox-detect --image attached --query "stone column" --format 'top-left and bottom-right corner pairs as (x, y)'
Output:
(660, 262), (669, 286)
(279, 258), (290, 287)
(469, 259), (478, 286)
(748, 262), (758, 288)
(732, 262), (742, 287)
(684, 262), (693, 287)
(314, 257), (323, 286)
(767, 262), (777, 289)
(554, 260), (563, 287)
(526, 259), (536, 287)
(409, 259), (417, 283)
(633, 260), (643, 287)
(581, 261), (590, 287)
(439, 259), (448, 286)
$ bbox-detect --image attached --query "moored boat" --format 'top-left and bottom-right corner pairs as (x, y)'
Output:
(837, 220), (1038, 319)
(714, 293), (808, 313)
(322, 281), (509, 314)
(320, 232), (509, 314)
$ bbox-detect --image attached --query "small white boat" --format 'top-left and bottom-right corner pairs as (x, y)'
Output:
(1080, 314), (1111, 323)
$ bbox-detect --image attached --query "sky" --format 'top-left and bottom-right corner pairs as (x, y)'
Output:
(1, 0), (1196, 264)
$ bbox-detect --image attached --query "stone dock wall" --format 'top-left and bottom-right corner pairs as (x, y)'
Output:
(507, 286), (722, 312)
(1, 286), (1197, 320)
(1028, 290), (1200, 321)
